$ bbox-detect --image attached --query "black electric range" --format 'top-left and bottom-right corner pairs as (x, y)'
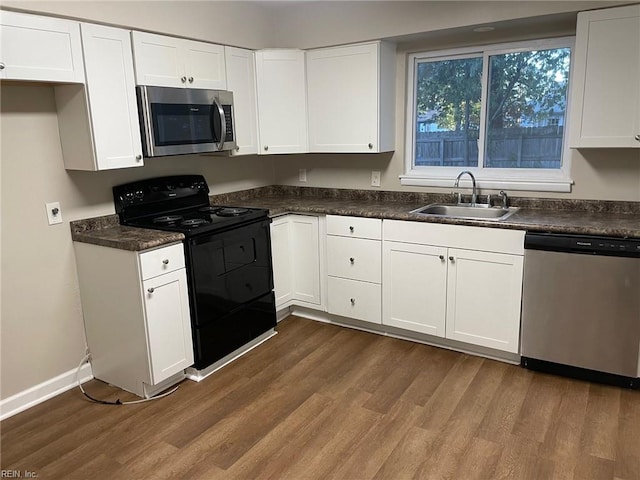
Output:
(114, 175), (276, 370)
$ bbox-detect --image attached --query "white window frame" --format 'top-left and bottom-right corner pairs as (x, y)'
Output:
(401, 37), (576, 192)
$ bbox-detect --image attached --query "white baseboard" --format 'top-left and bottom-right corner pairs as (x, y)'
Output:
(0, 363), (93, 421)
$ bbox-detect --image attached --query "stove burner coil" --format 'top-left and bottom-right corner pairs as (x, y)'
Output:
(198, 206), (222, 214)
(216, 207), (249, 217)
(152, 215), (183, 224)
(181, 218), (209, 227)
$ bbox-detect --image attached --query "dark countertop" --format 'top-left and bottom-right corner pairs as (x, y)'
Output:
(70, 214), (184, 251)
(70, 186), (640, 251)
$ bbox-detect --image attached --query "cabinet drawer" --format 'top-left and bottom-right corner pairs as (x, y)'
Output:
(327, 277), (381, 324)
(327, 236), (381, 283)
(326, 215), (381, 240)
(139, 243), (185, 280)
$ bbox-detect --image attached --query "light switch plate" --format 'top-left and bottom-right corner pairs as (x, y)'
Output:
(46, 202), (63, 225)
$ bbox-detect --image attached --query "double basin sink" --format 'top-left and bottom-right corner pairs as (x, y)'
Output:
(411, 203), (519, 222)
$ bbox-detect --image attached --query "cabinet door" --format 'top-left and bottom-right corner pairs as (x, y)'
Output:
(255, 49), (308, 154)
(225, 46), (259, 155)
(445, 249), (523, 353)
(143, 269), (194, 384)
(270, 216), (293, 307)
(81, 24), (143, 170)
(382, 241), (447, 336)
(307, 43), (378, 152)
(131, 31), (185, 87)
(290, 215), (321, 305)
(183, 39), (226, 89)
(0, 11), (84, 83)
(569, 5), (640, 148)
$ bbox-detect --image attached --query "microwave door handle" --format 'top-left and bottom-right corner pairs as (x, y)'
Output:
(213, 96), (226, 151)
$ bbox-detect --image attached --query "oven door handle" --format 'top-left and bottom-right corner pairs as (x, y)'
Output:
(213, 96), (227, 151)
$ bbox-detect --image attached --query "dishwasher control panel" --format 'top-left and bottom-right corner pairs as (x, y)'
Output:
(525, 232), (640, 258)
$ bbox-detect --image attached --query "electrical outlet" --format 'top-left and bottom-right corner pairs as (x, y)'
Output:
(371, 171), (381, 187)
(46, 202), (63, 225)
(299, 168), (307, 182)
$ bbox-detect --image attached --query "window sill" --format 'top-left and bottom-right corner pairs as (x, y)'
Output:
(399, 173), (574, 193)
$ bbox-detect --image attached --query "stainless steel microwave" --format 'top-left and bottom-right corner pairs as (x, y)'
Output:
(136, 86), (236, 157)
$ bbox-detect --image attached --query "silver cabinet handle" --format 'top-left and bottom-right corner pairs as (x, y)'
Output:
(439, 255), (445, 261)
(635, 134), (640, 142)
(350, 298), (356, 305)
(0, 62), (5, 70)
(264, 145), (269, 151)
(147, 287), (155, 293)
(349, 226), (354, 232)
(181, 76), (187, 83)
(368, 143), (373, 149)
(162, 259), (169, 265)
(188, 76), (194, 83)
(135, 154), (142, 161)
(349, 257), (355, 264)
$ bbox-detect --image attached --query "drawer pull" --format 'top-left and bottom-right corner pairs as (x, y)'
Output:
(349, 257), (355, 264)
(439, 255), (445, 261)
(162, 259), (170, 265)
(449, 256), (454, 262)
(350, 298), (356, 305)
(147, 288), (155, 294)
(349, 226), (354, 232)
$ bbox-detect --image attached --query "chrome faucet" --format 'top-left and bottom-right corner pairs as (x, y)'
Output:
(499, 190), (509, 209)
(454, 171), (477, 206)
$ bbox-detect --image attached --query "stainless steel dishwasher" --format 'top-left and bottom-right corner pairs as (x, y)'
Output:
(521, 232), (640, 388)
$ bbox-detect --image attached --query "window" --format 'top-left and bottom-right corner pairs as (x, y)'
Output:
(402, 38), (575, 192)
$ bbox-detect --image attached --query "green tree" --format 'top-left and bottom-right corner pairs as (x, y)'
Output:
(487, 48), (570, 129)
(416, 47), (570, 131)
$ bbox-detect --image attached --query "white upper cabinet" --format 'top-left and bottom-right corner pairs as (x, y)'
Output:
(569, 4), (640, 148)
(225, 46), (259, 155)
(56, 23), (143, 170)
(306, 41), (396, 153)
(255, 49), (308, 154)
(0, 10), (84, 83)
(131, 31), (226, 89)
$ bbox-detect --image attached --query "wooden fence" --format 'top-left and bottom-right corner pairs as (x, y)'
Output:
(415, 127), (564, 168)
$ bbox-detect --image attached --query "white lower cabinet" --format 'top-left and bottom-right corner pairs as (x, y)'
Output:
(270, 214), (323, 310)
(326, 215), (382, 324)
(382, 220), (525, 354)
(445, 248), (523, 353)
(73, 242), (194, 397)
(382, 241), (447, 336)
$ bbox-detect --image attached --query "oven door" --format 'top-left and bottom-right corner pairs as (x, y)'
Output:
(137, 86), (235, 157)
(185, 218), (274, 328)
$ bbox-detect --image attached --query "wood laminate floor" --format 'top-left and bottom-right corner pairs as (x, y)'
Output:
(2, 315), (639, 479)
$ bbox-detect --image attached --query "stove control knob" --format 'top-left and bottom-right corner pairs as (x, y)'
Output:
(134, 190), (144, 199)
(124, 192), (134, 201)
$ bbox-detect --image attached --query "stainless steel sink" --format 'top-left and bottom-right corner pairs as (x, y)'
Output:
(410, 203), (520, 221)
